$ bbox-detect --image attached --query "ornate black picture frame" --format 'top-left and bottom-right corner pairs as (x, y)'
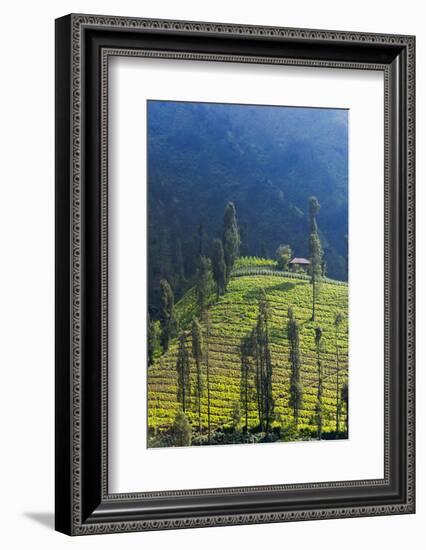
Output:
(55, 14), (415, 535)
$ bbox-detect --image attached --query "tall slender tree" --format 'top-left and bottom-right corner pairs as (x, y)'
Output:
(147, 312), (158, 367)
(253, 290), (274, 433)
(252, 326), (263, 430)
(309, 196), (320, 233)
(222, 202), (240, 281)
(308, 196), (323, 321)
(176, 333), (191, 412)
(205, 312), (212, 442)
(341, 382), (349, 436)
(148, 312), (154, 367)
(159, 279), (177, 351)
(191, 318), (204, 432)
(211, 239), (227, 299)
(287, 307), (303, 427)
(195, 256), (212, 314)
(314, 326), (324, 440)
(334, 311), (344, 432)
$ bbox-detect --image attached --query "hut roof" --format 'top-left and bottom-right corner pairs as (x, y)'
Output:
(289, 257), (311, 265)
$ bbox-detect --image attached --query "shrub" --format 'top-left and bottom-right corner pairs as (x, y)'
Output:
(171, 410), (192, 446)
(276, 245), (292, 271)
(280, 421), (301, 442)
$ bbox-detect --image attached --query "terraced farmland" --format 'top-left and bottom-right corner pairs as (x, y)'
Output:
(147, 266), (348, 440)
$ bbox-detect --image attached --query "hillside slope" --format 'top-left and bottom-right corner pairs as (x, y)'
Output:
(147, 101), (348, 315)
(147, 267), (348, 439)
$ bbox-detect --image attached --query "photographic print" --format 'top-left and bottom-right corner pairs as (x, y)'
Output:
(147, 100), (349, 448)
(56, 16), (415, 533)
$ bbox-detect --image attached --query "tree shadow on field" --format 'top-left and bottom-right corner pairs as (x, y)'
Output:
(243, 281), (296, 302)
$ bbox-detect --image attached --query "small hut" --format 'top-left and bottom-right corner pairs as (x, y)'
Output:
(289, 257), (311, 272)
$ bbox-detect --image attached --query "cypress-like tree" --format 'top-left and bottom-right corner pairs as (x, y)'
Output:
(314, 326), (324, 440)
(159, 279), (177, 351)
(222, 202), (240, 281)
(240, 333), (254, 432)
(172, 410), (192, 447)
(309, 196), (320, 233)
(176, 333), (191, 412)
(287, 307), (303, 427)
(147, 312), (155, 367)
(211, 239), (227, 299)
(341, 382), (349, 436)
(334, 311), (344, 432)
(195, 256), (212, 314)
(252, 326), (263, 430)
(205, 312), (212, 442)
(191, 318), (204, 432)
(253, 290), (274, 433)
(308, 196), (323, 321)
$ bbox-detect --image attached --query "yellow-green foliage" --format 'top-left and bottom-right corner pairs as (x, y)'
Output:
(148, 272), (348, 434)
(234, 256), (277, 269)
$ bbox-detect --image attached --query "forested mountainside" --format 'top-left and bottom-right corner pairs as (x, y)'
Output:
(147, 100), (348, 315)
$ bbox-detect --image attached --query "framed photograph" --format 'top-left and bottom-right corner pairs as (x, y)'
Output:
(55, 14), (415, 535)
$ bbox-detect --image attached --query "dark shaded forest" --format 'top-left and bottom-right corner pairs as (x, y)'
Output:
(147, 100), (348, 316)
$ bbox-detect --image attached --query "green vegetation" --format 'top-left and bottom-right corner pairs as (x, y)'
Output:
(287, 307), (303, 427)
(308, 196), (324, 321)
(147, 101), (349, 321)
(159, 279), (177, 352)
(148, 265), (348, 446)
(148, 198), (348, 447)
(175, 333), (191, 413)
(195, 256), (213, 314)
(147, 313), (162, 366)
(234, 257), (277, 269)
(147, 102), (349, 447)
(191, 317), (204, 431)
(276, 245), (292, 271)
(222, 201), (240, 283)
(172, 411), (192, 447)
(314, 326), (324, 440)
(212, 239), (227, 299)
